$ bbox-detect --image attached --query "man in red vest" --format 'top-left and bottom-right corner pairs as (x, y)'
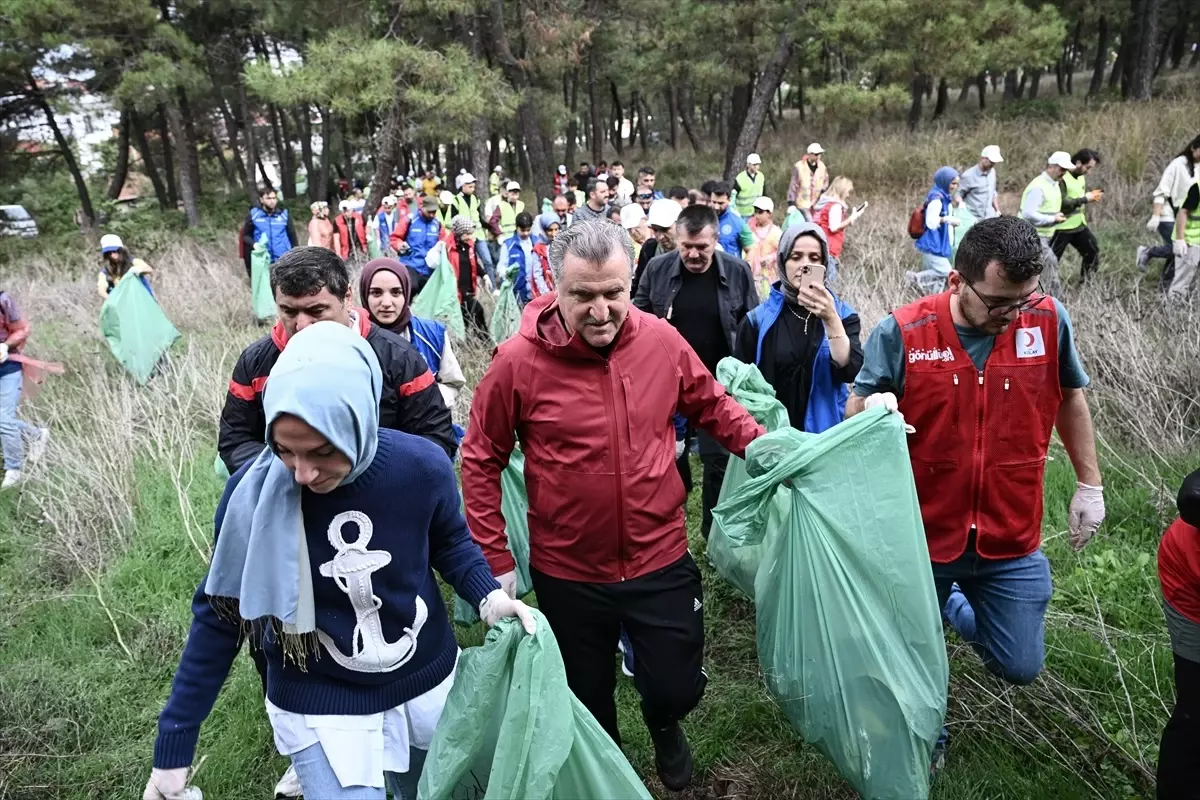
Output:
(1156, 468), (1200, 795)
(848, 216), (1104, 687)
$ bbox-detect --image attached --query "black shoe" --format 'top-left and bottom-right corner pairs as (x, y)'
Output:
(929, 726), (949, 786)
(649, 722), (693, 792)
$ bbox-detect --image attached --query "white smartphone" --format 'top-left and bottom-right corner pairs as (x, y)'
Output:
(799, 263), (827, 292)
(854, 201), (869, 215)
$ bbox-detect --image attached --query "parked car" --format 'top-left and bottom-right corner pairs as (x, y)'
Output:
(0, 205), (38, 238)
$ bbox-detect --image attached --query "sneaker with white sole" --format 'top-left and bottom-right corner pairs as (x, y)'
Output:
(1136, 245), (1149, 273)
(26, 427), (50, 466)
(1, 470), (22, 490)
(274, 763), (303, 798)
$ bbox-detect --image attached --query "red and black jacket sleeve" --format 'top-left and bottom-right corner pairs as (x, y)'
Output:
(367, 327), (458, 459)
(218, 338), (275, 473)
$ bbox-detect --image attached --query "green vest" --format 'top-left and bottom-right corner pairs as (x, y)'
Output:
(733, 170), (765, 217)
(489, 174), (501, 196)
(438, 207), (454, 227)
(498, 199), (525, 239)
(454, 193), (480, 222)
(1021, 173), (1062, 238)
(1058, 172), (1086, 232)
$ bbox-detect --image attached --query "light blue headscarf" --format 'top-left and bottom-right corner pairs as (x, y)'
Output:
(205, 320), (383, 634)
(927, 166), (959, 205)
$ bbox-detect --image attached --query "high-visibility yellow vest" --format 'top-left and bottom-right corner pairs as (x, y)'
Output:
(1021, 173), (1062, 238)
(498, 199), (525, 240)
(1058, 172), (1086, 231)
(1186, 177), (1200, 246)
(454, 193), (480, 222)
(733, 170), (765, 217)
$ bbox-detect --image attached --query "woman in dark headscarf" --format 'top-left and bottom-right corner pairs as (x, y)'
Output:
(358, 258), (465, 409)
(733, 222), (863, 433)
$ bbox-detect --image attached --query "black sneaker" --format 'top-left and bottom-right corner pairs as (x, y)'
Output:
(929, 726), (949, 786)
(649, 722), (693, 792)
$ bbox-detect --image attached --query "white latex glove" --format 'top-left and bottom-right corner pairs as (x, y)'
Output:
(480, 588), (537, 634)
(945, 216), (960, 227)
(1068, 482), (1105, 551)
(494, 570), (518, 599)
(142, 768), (201, 800)
(1173, 239), (1189, 258)
(863, 392), (916, 434)
(484, 275), (497, 293)
(0, 343), (8, 363)
(675, 439), (686, 460)
(1146, 216), (1160, 231)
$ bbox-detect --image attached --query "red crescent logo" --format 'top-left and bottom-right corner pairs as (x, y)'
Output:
(1023, 331), (1035, 348)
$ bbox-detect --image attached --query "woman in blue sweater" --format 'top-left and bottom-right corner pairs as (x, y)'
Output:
(908, 166), (962, 294)
(143, 321), (534, 800)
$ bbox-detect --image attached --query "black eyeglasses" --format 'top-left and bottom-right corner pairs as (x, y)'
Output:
(964, 279), (1045, 317)
(637, 194), (653, 200)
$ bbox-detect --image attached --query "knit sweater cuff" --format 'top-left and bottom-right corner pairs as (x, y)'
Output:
(153, 728), (200, 770)
(460, 568), (502, 611)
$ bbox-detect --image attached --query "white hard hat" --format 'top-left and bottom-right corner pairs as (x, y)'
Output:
(753, 197), (774, 212)
(746, 153), (762, 165)
(1047, 151), (1074, 170)
(100, 233), (123, 253)
(980, 145), (1004, 163)
(807, 142), (825, 155)
(647, 198), (681, 229)
(382, 195), (397, 206)
(506, 181), (521, 191)
(619, 203), (646, 230)
(439, 190), (455, 205)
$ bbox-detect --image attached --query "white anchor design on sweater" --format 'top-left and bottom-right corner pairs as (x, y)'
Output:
(316, 510), (428, 673)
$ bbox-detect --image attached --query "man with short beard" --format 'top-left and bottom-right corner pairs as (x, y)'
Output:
(633, 204), (759, 539)
(462, 221), (762, 792)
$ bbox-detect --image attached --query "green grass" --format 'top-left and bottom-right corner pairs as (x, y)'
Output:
(0, 441), (1186, 799)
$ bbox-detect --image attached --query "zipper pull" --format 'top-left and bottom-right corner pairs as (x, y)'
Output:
(977, 371), (984, 386)
(1004, 378), (1011, 391)
(952, 374), (959, 386)
(666, 304), (673, 321)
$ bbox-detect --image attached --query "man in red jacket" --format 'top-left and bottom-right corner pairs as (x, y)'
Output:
(461, 220), (763, 792)
(1157, 468), (1200, 796)
(847, 216), (1105, 772)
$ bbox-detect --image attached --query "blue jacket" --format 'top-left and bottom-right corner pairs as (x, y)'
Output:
(377, 209), (400, 247)
(914, 189), (953, 259)
(408, 316), (446, 375)
(250, 207), (293, 262)
(717, 208), (746, 257)
(502, 236), (535, 305)
(402, 215), (442, 276)
(746, 284), (855, 434)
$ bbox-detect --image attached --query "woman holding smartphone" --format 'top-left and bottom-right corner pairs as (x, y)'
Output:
(733, 222), (863, 433)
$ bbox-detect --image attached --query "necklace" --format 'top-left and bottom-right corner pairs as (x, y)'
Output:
(787, 304), (811, 335)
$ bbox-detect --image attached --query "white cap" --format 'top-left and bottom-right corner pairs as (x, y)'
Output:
(309, 200), (327, 213)
(382, 195), (397, 206)
(1047, 151), (1074, 170)
(980, 145), (1004, 163)
(807, 142), (825, 155)
(439, 190), (455, 205)
(493, 165), (503, 173)
(100, 233), (123, 253)
(619, 203), (646, 230)
(460, 172), (475, 185)
(557, 164), (567, 174)
(338, 200), (350, 211)
(506, 181), (521, 191)
(752, 197), (774, 212)
(746, 153), (762, 165)
(647, 198), (682, 228)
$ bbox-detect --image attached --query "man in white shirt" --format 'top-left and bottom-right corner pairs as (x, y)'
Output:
(610, 161), (636, 201)
(957, 145), (1003, 221)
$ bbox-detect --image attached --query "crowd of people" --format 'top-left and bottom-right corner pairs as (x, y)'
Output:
(1, 130), (1197, 800)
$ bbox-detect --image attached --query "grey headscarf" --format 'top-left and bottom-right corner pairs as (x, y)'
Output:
(776, 221), (830, 305)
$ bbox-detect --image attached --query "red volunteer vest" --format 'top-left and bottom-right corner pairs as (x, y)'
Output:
(895, 291), (1061, 563)
(812, 202), (846, 258)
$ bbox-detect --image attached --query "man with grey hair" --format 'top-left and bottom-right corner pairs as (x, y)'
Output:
(461, 220), (763, 792)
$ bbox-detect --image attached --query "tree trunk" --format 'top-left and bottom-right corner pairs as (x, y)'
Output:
(28, 72), (95, 227)
(1170, 0), (1190, 68)
(976, 72), (988, 110)
(489, 131), (500, 170)
(626, 90), (638, 150)
(1003, 69), (1020, 100)
(587, 47), (603, 165)
(296, 107), (316, 201)
(164, 100), (201, 227)
(1131, 0), (1163, 99)
(177, 88), (202, 198)
(1089, 16), (1110, 95)
(106, 107), (131, 200)
(1028, 68), (1043, 99)
(907, 73), (926, 132)
(489, 0), (553, 204)
(207, 125), (239, 193)
(1056, 54), (1067, 95)
(725, 31), (794, 177)
(365, 84), (405, 219)
(1067, 18), (1082, 94)
(340, 117), (354, 180)
(959, 77), (974, 103)
(637, 95), (650, 153)
(933, 77), (950, 118)
(609, 81), (624, 155)
(238, 76), (260, 204)
(665, 88), (679, 150)
(723, 76), (753, 177)
(678, 84), (703, 153)
(208, 62), (249, 194)
(565, 68), (580, 168)
(130, 110), (170, 210)
(267, 105), (295, 198)
(317, 107), (334, 205)
(157, 106), (178, 207)
(1153, 29), (1171, 76)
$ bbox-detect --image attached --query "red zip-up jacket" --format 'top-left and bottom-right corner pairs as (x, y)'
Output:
(461, 293), (764, 583)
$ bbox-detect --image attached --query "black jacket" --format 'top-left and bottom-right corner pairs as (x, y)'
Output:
(632, 249), (760, 353)
(218, 315), (457, 472)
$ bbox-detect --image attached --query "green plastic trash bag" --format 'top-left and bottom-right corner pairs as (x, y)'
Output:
(454, 448), (532, 625)
(949, 205), (977, 264)
(411, 250), (466, 341)
(706, 357), (791, 599)
(418, 613), (652, 800)
(783, 207), (806, 231)
(213, 453), (230, 482)
(99, 271), (181, 385)
(367, 223), (383, 259)
(488, 281), (522, 345)
(712, 409), (949, 800)
(250, 236), (276, 322)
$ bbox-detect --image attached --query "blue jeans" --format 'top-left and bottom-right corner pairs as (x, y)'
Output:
(932, 548), (1053, 686)
(0, 369), (34, 471)
(289, 743), (426, 800)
